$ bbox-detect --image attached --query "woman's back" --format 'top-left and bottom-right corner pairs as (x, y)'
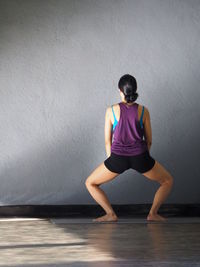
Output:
(110, 102), (150, 156)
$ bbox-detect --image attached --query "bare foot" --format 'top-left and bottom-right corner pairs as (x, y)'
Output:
(93, 213), (118, 222)
(147, 213), (167, 222)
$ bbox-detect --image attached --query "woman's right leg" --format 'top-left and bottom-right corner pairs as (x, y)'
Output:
(142, 160), (174, 221)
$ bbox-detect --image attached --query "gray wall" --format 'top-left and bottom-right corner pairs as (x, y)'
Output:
(0, 0), (199, 205)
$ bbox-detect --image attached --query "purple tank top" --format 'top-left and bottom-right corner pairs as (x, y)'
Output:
(111, 102), (148, 156)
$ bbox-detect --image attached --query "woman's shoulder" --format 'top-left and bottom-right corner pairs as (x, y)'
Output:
(138, 103), (149, 112)
(137, 104), (150, 123)
(111, 102), (120, 107)
(106, 103), (120, 120)
(105, 103), (119, 116)
(109, 102), (120, 110)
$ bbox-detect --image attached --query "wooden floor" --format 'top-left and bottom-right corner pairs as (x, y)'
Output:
(0, 216), (200, 266)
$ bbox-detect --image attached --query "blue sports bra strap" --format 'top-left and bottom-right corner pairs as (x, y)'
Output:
(112, 105), (117, 121)
(140, 106), (144, 127)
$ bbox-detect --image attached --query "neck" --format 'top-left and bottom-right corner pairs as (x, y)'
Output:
(122, 101), (136, 106)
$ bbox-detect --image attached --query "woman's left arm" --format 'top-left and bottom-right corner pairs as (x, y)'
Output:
(104, 107), (112, 157)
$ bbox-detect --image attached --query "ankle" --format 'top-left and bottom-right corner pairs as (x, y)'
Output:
(107, 211), (117, 216)
(149, 211), (158, 216)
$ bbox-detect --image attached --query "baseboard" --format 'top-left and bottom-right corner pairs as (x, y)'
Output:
(0, 204), (199, 218)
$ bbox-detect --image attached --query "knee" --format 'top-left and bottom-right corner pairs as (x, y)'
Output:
(85, 179), (90, 187)
(85, 177), (93, 188)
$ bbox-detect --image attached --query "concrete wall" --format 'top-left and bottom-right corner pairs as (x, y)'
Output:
(0, 0), (199, 204)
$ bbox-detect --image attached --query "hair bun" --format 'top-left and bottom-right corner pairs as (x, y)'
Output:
(125, 92), (138, 103)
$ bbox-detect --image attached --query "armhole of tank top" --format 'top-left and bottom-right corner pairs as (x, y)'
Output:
(140, 106), (144, 128)
(111, 105), (117, 122)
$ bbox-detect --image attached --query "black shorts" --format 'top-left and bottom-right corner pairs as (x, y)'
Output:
(104, 150), (156, 174)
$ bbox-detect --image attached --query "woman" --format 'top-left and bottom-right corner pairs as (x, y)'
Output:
(85, 74), (174, 222)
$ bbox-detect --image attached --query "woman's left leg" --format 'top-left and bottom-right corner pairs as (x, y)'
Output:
(85, 162), (120, 222)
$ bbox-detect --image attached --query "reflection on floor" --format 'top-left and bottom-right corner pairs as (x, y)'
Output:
(51, 216), (200, 224)
(0, 216), (199, 266)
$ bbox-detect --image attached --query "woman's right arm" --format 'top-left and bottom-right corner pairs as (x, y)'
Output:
(143, 107), (152, 151)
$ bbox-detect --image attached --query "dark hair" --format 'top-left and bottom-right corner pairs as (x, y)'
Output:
(118, 74), (138, 103)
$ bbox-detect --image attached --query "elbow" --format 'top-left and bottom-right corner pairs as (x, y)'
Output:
(145, 139), (152, 144)
(147, 142), (152, 147)
(146, 141), (152, 151)
(105, 141), (111, 146)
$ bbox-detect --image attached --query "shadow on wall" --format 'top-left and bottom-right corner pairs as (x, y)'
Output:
(0, 121), (104, 205)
